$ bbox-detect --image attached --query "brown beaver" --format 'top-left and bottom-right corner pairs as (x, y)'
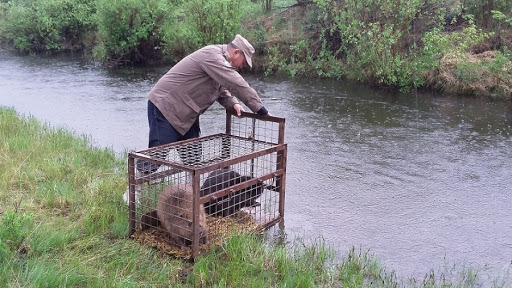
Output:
(156, 184), (208, 247)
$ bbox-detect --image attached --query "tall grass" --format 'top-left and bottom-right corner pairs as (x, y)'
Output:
(0, 106), (509, 287)
(0, 107), (184, 286)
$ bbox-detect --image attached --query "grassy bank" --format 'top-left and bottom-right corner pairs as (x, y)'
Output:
(0, 107), (508, 287)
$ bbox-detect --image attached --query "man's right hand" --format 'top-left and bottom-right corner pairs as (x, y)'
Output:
(233, 103), (245, 117)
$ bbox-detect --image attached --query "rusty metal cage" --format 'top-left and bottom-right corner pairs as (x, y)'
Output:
(127, 111), (286, 259)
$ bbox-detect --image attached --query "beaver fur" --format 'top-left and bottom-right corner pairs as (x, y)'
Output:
(156, 184), (208, 247)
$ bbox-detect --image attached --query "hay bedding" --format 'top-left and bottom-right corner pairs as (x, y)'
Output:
(131, 211), (259, 260)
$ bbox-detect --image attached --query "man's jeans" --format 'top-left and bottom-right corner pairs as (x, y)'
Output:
(136, 100), (201, 174)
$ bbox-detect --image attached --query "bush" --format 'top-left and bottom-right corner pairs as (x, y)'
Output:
(159, 0), (253, 63)
(463, 0), (511, 30)
(0, 0), (94, 53)
(93, 0), (168, 65)
(419, 16), (494, 93)
(261, 0), (450, 88)
(0, 3), (37, 52)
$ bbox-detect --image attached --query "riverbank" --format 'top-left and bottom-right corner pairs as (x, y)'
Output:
(1, 106), (509, 287)
(1, 0), (511, 99)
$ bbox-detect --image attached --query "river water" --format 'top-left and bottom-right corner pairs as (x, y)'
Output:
(1, 49), (511, 285)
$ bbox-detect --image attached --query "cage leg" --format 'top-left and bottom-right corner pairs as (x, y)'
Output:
(128, 156), (136, 235)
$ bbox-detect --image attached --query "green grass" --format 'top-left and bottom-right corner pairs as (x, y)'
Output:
(0, 106), (509, 287)
(0, 107), (184, 287)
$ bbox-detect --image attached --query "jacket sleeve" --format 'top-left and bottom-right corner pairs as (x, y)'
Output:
(216, 87), (238, 110)
(201, 57), (264, 113)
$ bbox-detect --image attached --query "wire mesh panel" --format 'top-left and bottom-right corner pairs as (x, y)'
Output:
(128, 112), (286, 259)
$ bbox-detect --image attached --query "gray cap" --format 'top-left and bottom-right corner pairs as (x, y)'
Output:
(231, 34), (255, 68)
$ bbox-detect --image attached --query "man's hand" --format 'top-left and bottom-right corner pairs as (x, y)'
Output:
(233, 103), (245, 117)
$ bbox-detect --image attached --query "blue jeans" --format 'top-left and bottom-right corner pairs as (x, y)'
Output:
(136, 100), (201, 174)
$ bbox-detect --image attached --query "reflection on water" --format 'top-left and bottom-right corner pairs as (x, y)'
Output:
(1, 49), (511, 284)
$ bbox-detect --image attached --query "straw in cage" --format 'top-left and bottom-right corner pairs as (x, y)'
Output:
(132, 182), (259, 259)
(131, 211), (259, 260)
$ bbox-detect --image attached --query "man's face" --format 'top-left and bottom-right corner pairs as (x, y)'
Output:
(230, 49), (247, 70)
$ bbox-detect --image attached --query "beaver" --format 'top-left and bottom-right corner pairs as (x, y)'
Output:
(156, 184), (208, 247)
(200, 167), (267, 217)
(140, 210), (160, 231)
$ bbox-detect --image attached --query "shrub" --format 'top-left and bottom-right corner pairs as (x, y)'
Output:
(93, 0), (168, 65)
(159, 0), (252, 63)
(0, 0), (94, 53)
(463, 0), (511, 30)
(419, 16), (493, 93)
(0, 2), (39, 52)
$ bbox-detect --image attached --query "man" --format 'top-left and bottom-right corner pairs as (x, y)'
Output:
(137, 34), (270, 174)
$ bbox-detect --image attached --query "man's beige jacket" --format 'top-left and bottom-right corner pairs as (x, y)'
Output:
(148, 44), (264, 135)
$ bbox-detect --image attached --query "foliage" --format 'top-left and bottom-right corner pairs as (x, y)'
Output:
(0, 0), (94, 53)
(260, 0), (452, 88)
(90, 0), (253, 64)
(93, 0), (167, 65)
(492, 10), (512, 28)
(441, 49), (512, 99)
(159, 0), (253, 63)
(0, 209), (34, 260)
(258, 0), (510, 97)
(183, 0), (249, 46)
(315, 0), (449, 89)
(261, 5), (342, 78)
(0, 0), (511, 97)
(463, 0), (512, 30)
(417, 16), (506, 97)
(0, 3), (36, 52)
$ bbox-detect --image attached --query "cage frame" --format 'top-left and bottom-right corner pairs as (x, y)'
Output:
(127, 111), (287, 259)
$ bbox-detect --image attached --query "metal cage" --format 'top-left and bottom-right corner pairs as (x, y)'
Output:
(127, 111), (286, 259)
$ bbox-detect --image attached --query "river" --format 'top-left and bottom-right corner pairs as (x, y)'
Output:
(1, 49), (511, 286)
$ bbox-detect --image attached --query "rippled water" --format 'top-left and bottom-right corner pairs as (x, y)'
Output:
(1, 49), (511, 284)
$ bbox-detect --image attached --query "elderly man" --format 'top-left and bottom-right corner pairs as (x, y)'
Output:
(137, 34), (270, 174)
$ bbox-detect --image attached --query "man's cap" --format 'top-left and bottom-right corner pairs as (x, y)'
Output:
(231, 34), (255, 68)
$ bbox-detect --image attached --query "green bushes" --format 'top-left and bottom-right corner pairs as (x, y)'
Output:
(0, 3), (36, 52)
(258, 0), (510, 98)
(414, 16), (512, 98)
(159, 0), (252, 63)
(0, 0), (95, 53)
(0, 0), (510, 98)
(261, 0), (451, 86)
(0, 0), (254, 64)
(0, 0), (94, 53)
(289, 0), (453, 88)
(181, 0), (248, 46)
(93, 0), (168, 65)
(463, 0), (512, 30)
